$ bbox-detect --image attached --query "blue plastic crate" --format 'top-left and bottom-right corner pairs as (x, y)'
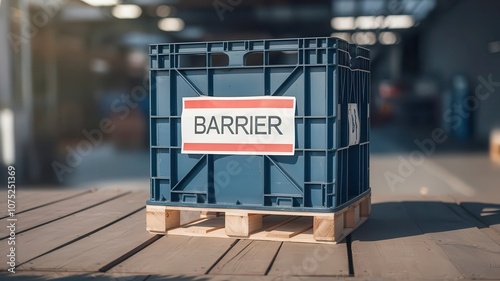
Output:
(148, 37), (370, 212)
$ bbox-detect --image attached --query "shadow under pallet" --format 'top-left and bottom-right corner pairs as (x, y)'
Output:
(146, 192), (370, 244)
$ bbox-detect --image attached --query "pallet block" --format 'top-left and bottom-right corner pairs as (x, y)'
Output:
(491, 130), (500, 164)
(146, 192), (371, 244)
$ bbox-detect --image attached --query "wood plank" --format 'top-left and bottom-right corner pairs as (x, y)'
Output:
(403, 201), (500, 279)
(166, 214), (354, 244)
(184, 216), (225, 234)
(109, 236), (236, 275)
(19, 211), (157, 272)
(0, 189), (91, 218)
(0, 191), (147, 270)
(351, 201), (463, 279)
(268, 242), (349, 277)
(0, 272), (338, 281)
(445, 202), (500, 245)
(147, 275), (341, 281)
(459, 202), (500, 237)
(266, 217), (312, 239)
(0, 271), (148, 281)
(0, 190), (127, 238)
(209, 240), (281, 275)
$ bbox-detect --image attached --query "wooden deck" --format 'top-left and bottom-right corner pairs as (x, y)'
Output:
(1, 188), (500, 280)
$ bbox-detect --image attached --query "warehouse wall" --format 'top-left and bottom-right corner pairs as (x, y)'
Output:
(421, 0), (500, 142)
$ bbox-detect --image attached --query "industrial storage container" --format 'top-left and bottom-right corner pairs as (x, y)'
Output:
(148, 37), (370, 213)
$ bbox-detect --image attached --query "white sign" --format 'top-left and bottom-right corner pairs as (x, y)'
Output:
(348, 103), (360, 146)
(181, 96), (296, 155)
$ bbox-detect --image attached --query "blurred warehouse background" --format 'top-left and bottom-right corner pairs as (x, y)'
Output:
(0, 0), (499, 191)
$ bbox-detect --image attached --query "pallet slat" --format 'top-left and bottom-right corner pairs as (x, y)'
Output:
(0, 190), (128, 238)
(351, 201), (463, 279)
(19, 211), (157, 272)
(268, 242), (350, 277)
(404, 201), (500, 279)
(108, 236), (236, 275)
(147, 192), (371, 244)
(209, 240), (281, 275)
(0, 192), (147, 269)
(267, 217), (312, 239)
(0, 189), (91, 219)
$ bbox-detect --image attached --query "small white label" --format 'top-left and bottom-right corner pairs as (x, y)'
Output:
(348, 103), (360, 146)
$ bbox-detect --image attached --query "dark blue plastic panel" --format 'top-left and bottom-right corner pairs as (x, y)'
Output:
(149, 37), (370, 212)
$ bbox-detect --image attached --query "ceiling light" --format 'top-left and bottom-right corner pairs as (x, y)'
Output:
(90, 59), (110, 74)
(331, 32), (352, 43)
(379, 32), (398, 45)
(383, 15), (415, 29)
(158, 17), (185, 32)
(81, 0), (118, 6)
(112, 5), (142, 19)
(364, 32), (376, 45)
(352, 32), (376, 45)
(355, 16), (382, 30)
(156, 5), (171, 17)
(488, 41), (500, 53)
(331, 17), (355, 30)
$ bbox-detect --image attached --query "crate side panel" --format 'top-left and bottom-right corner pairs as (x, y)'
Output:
(213, 155), (264, 206)
(213, 69), (264, 97)
(155, 72), (171, 116)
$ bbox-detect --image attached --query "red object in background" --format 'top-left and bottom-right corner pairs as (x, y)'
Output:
(379, 81), (404, 99)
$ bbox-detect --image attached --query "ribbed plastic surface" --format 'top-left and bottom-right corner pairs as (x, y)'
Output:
(148, 37), (370, 212)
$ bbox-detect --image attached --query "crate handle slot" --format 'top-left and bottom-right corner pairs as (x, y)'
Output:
(179, 54), (207, 68)
(211, 53), (229, 67)
(267, 50), (298, 66)
(244, 51), (264, 66)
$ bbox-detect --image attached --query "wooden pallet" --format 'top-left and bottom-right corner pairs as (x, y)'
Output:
(146, 192), (370, 244)
(491, 130), (500, 164)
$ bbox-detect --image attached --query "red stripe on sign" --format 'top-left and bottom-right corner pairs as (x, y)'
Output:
(183, 143), (293, 153)
(184, 99), (294, 109)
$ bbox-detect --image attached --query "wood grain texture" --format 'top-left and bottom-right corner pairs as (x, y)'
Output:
(459, 202), (500, 239)
(184, 216), (225, 234)
(147, 275), (343, 281)
(146, 205), (180, 233)
(209, 240), (281, 275)
(351, 202), (463, 280)
(165, 214), (359, 244)
(1, 272), (337, 281)
(20, 211), (157, 272)
(225, 213), (263, 237)
(0, 191), (147, 269)
(266, 217), (312, 238)
(313, 213), (344, 242)
(404, 201), (500, 279)
(0, 190), (127, 238)
(344, 204), (360, 228)
(0, 189), (90, 218)
(360, 196), (371, 217)
(109, 236), (236, 275)
(0, 271), (148, 281)
(268, 242), (350, 277)
(446, 203), (500, 245)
